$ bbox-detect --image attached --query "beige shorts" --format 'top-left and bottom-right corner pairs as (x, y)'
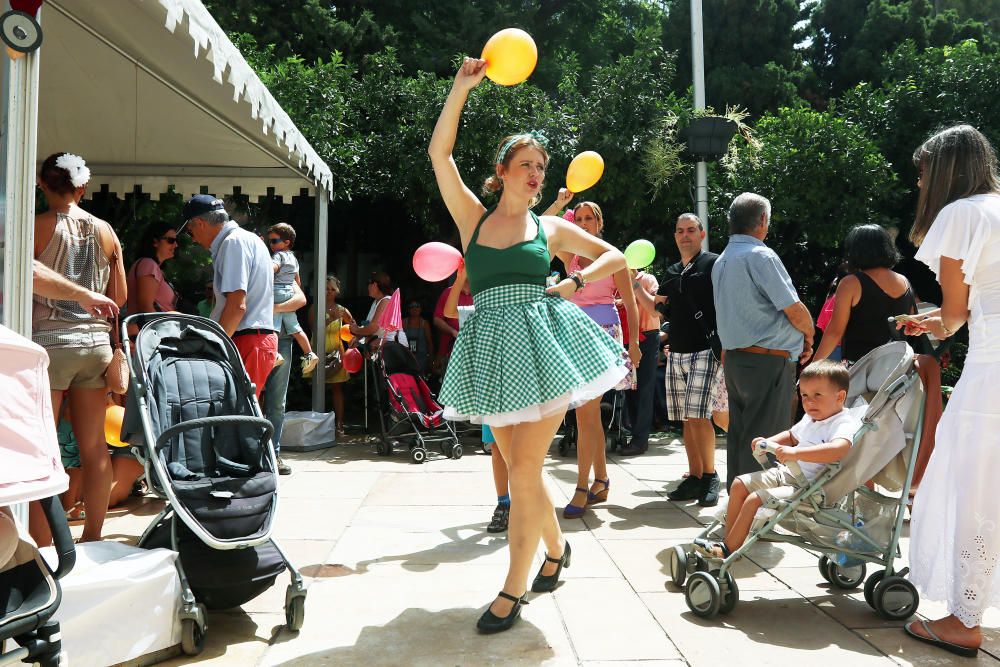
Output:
(46, 345), (114, 391)
(737, 467), (817, 504)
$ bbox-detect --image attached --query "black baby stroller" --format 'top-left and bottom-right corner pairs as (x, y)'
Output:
(1, 326), (76, 667)
(558, 388), (630, 456)
(121, 314), (306, 656)
(370, 340), (462, 464)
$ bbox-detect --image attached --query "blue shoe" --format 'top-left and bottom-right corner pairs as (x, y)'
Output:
(563, 487), (588, 519)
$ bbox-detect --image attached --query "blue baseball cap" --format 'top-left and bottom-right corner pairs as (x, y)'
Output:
(179, 195), (225, 232)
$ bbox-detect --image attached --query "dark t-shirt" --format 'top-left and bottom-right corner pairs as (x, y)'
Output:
(658, 251), (719, 354)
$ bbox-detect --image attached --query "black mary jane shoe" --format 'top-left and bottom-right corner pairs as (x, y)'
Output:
(531, 541), (572, 593)
(476, 591), (528, 634)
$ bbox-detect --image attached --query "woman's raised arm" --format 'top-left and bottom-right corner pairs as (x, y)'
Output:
(428, 58), (489, 243)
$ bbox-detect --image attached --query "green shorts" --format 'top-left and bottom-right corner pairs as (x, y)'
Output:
(46, 345), (113, 391)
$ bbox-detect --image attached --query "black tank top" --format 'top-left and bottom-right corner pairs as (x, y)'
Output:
(843, 272), (916, 362)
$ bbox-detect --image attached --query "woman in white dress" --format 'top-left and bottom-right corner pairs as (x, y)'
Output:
(903, 124), (1000, 658)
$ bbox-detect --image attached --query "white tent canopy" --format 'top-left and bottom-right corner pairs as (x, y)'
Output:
(39, 0), (332, 200)
(2, 0), (332, 409)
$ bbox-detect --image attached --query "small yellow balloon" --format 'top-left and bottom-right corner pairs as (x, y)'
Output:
(481, 28), (538, 86)
(566, 151), (605, 193)
(105, 405), (127, 448)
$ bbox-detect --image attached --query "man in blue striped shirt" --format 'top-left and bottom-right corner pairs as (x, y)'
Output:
(712, 193), (815, 489)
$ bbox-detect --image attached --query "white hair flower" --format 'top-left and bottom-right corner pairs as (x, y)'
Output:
(55, 153), (91, 188)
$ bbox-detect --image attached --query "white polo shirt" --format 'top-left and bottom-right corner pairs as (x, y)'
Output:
(790, 406), (864, 482)
(209, 221), (275, 331)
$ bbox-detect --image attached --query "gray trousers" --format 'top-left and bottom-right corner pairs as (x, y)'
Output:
(723, 350), (796, 490)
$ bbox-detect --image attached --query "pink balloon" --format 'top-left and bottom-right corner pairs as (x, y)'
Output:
(343, 347), (363, 374)
(413, 242), (462, 282)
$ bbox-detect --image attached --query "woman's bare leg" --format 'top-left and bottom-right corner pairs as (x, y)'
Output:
(331, 383), (345, 432)
(70, 388), (113, 542)
(573, 397), (603, 507)
(490, 445), (509, 497)
(488, 410), (567, 617)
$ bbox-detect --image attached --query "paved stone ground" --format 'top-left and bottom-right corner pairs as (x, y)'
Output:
(85, 432), (1000, 666)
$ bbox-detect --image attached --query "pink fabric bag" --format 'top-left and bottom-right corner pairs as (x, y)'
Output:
(0, 325), (67, 505)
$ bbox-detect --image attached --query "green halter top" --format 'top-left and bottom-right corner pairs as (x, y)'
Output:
(464, 208), (551, 296)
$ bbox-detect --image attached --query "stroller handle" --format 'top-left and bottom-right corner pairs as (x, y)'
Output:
(155, 415), (274, 451)
(752, 439), (806, 485)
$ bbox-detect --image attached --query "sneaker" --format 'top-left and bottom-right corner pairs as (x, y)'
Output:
(274, 353), (285, 367)
(487, 503), (510, 533)
(301, 352), (319, 375)
(667, 474), (702, 501)
(276, 457), (292, 476)
(698, 473), (721, 507)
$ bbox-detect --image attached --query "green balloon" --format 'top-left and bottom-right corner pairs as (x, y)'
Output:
(624, 239), (655, 269)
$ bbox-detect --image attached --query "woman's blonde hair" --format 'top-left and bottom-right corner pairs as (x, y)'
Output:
(325, 275), (341, 296)
(482, 134), (550, 207)
(910, 124), (999, 246)
(573, 201), (604, 237)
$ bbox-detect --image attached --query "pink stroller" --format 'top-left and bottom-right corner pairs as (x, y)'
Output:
(0, 325), (76, 667)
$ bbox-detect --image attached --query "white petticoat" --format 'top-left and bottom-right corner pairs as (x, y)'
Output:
(909, 358), (1000, 627)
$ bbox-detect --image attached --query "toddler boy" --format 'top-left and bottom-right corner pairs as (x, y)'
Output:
(267, 223), (318, 375)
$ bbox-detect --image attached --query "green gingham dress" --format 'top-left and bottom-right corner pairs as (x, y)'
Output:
(438, 209), (628, 427)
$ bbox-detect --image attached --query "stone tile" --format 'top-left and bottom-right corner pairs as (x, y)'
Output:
(272, 496), (361, 541)
(324, 525), (512, 572)
(364, 471), (498, 506)
(859, 628), (1000, 666)
(582, 507), (702, 541)
(276, 471), (379, 499)
(238, 539), (336, 615)
(349, 505), (499, 533)
(555, 578), (681, 661)
(641, 590), (895, 667)
(582, 662), (687, 667)
(558, 531), (623, 581)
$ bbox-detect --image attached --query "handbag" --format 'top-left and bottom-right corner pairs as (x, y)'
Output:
(325, 350), (343, 375)
(100, 222), (130, 393)
(677, 260), (722, 363)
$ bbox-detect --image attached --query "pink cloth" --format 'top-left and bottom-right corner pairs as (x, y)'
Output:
(816, 295), (836, 331)
(379, 289), (403, 332)
(0, 325), (67, 505)
(433, 286), (474, 355)
(569, 255), (616, 307)
(126, 257), (177, 314)
(635, 271), (660, 331)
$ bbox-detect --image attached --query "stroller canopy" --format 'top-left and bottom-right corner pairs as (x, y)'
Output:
(0, 326), (67, 505)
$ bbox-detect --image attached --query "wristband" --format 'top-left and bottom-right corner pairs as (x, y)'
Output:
(569, 272), (585, 292)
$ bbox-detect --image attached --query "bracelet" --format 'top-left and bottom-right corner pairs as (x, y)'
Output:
(941, 322), (955, 337)
(569, 272), (585, 292)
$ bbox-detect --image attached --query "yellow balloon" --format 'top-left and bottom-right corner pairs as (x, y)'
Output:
(340, 324), (354, 343)
(105, 405), (127, 448)
(481, 28), (538, 86)
(566, 151), (605, 193)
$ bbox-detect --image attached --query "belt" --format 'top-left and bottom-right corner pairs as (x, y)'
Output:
(731, 345), (790, 359)
(233, 328), (277, 338)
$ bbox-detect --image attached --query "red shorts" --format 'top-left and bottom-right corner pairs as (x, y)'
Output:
(233, 332), (278, 398)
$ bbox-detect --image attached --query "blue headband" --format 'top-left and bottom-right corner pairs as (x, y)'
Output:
(496, 130), (548, 164)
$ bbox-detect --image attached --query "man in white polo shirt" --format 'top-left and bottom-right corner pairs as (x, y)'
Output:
(180, 195), (277, 398)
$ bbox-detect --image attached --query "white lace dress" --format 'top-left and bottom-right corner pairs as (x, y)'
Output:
(910, 193), (1000, 628)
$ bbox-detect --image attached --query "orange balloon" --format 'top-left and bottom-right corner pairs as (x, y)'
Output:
(105, 405), (127, 448)
(340, 324), (354, 343)
(481, 28), (538, 86)
(566, 151), (605, 193)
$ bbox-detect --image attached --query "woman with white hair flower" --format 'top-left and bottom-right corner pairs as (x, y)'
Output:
(32, 151), (126, 545)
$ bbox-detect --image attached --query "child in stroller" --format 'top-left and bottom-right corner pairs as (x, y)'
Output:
(695, 360), (861, 560)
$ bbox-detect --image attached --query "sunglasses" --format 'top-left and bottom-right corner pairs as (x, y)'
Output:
(160, 236), (179, 245)
(268, 238), (284, 245)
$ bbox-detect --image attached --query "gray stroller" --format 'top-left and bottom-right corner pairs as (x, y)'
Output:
(668, 341), (926, 620)
(121, 314), (306, 656)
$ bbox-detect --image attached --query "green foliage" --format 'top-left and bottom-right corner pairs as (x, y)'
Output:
(713, 106), (899, 307)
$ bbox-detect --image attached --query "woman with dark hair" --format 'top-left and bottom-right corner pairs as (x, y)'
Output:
(429, 57), (630, 633)
(126, 221), (178, 318)
(900, 125), (1000, 658)
(813, 224), (920, 363)
(349, 270), (407, 352)
(32, 152), (126, 544)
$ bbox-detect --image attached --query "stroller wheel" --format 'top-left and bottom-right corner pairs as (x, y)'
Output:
(377, 439), (393, 457)
(863, 570), (885, 609)
(411, 448), (426, 464)
(873, 576), (919, 620)
(828, 561), (866, 590)
(181, 617), (205, 656)
(718, 570), (739, 615)
(668, 545), (688, 588)
(285, 594), (306, 631)
(818, 555), (834, 584)
(451, 443), (463, 459)
(685, 571), (721, 618)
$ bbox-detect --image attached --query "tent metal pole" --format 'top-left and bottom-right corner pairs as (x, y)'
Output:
(2, 47), (40, 337)
(311, 186), (328, 412)
(691, 0), (709, 251)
